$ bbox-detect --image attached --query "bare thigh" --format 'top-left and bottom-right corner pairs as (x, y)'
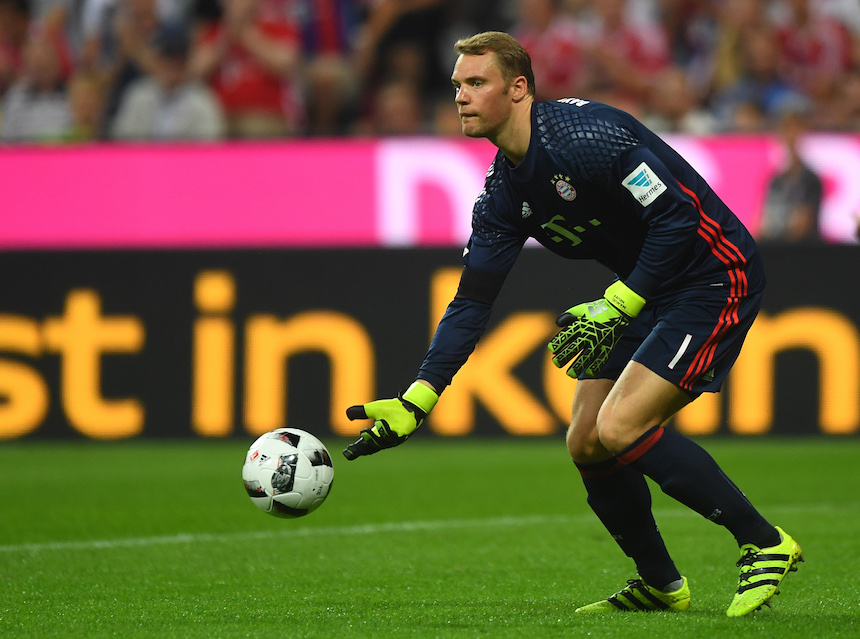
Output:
(596, 361), (693, 454)
(566, 362), (694, 462)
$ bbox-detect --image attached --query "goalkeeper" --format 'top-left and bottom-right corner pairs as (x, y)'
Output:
(344, 31), (802, 618)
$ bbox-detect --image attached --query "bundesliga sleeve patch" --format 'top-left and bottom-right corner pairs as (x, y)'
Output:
(622, 162), (667, 207)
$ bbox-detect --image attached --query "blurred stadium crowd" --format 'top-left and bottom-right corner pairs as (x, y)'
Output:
(0, 0), (859, 143)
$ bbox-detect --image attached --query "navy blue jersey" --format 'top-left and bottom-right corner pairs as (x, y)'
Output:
(418, 98), (764, 390)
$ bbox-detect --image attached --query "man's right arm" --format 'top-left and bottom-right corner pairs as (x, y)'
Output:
(343, 160), (525, 459)
(343, 233), (524, 460)
(416, 264), (509, 391)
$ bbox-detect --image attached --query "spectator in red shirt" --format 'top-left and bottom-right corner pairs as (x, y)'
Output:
(579, 0), (671, 104)
(1, 0), (71, 97)
(775, 0), (853, 102)
(511, 0), (585, 101)
(0, 0), (30, 95)
(189, 0), (302, 138)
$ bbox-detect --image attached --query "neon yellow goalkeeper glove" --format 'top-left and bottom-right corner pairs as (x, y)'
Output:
(548, 280), (646, 378)
(343, 382), (439, 460)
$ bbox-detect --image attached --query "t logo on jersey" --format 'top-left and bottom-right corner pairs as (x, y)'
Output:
(623, 162), (667, 207)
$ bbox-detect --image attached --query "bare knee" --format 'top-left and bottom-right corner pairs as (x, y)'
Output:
(570, 410), (629, 460)
(594, 411), (628, 454)
(566, 420), (611, 463)
(595, 399), (656, 454)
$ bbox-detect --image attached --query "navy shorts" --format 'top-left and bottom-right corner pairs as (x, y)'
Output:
(584, 286), (763, 397)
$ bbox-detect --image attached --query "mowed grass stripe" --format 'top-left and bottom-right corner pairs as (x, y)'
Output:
(0, 501), (850, 554)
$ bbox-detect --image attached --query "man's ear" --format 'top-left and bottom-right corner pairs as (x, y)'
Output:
(511, 76), (530, 103)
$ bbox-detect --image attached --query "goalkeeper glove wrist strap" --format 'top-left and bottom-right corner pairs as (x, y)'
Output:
(604, 281), (647, 319)
(402, 381), (439, 415)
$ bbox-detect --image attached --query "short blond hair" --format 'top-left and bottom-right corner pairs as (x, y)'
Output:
(454, 31), (536, 97)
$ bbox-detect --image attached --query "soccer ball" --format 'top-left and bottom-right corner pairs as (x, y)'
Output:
(242, 428), (334, 518)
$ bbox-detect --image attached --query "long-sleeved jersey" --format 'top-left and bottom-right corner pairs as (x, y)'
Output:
(417, 98), (765, 391)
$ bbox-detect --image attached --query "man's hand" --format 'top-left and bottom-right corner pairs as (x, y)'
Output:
(343, 382), (439, 460)
(548, 281), (646, 378)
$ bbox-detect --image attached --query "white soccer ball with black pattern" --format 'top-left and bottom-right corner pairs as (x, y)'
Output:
(242, 428), (334, 518)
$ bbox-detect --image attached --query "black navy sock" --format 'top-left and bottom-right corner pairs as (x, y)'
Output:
(617, 426), (780, 548)
(576, 458), (681, 590)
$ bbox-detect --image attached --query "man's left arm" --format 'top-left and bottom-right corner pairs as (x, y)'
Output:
(612, 145), (702, 300)
(549, 146), (700, 378)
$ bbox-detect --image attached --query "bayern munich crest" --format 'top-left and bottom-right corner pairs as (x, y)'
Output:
(553, 174), (576, 201)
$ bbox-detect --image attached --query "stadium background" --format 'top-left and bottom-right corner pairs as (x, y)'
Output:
(3, 7), (860, 637)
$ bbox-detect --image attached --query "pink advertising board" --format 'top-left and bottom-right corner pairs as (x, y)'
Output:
(2, 135), (859, 249)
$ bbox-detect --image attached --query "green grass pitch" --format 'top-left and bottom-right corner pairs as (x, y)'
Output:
(1, 436), (858, 638)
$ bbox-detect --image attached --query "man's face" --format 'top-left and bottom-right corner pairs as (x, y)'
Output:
(451, 53), (513, 139)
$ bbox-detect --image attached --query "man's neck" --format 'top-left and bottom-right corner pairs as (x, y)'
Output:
(493, 98), (534, 166)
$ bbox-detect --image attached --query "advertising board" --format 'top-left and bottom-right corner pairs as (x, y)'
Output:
(0, 247), (856, 439)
